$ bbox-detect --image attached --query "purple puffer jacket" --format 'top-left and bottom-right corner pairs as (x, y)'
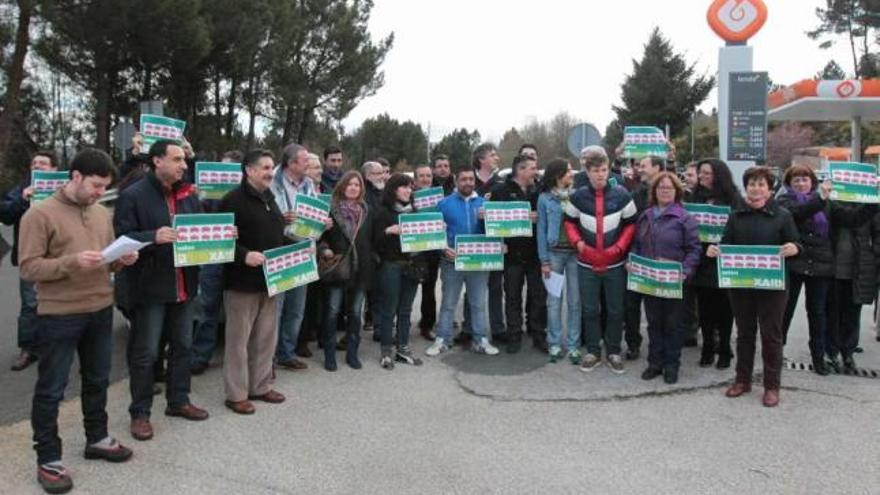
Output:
(632, 202), (701, 278)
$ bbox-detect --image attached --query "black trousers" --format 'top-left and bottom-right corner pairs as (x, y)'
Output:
(696, 287), (734, 359)
(503, 262), (547, 340)
(418, 254), (440, 331)
(624, 289), (644, 351)
(644, 296), (684, 370)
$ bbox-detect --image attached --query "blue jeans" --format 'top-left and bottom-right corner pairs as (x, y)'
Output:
(579, 265), (626, 356)
(191, 264), (224, 366)
(128, 300), (195, 418)
(322, 285), (366, 365)
(437, 260), (489, 344)
(377, 261), (420, 351)
(463, 269), (505, 336)
(546, 250), (581, 350)
(275, 285), (307, 363)
(19, 277), (39, 353)
(32, 307), (113, 465)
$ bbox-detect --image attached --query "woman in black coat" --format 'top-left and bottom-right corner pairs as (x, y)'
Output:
(708, 167), (801, 408)
(690, 159), (743, 369)
(318, 171), (375, 371)
(372, 173), (428, 370)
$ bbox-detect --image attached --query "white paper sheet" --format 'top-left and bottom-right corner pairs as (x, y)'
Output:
(102, 236), (151, 264)
(542, 271), (565, 298)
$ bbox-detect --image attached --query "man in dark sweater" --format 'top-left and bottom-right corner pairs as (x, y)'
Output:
(1, 151), (59, 371)
(115, 140), (209, 442)
(218, 150), (289, 415)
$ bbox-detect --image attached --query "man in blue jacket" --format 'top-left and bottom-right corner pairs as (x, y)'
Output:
(114, 139), (210, 442)
(0, 151), (59, 371)
(426, 167), (500, 357)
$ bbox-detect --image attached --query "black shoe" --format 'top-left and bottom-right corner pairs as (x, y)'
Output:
(641, 367), (662, 380)
(683, 337), (698, 348)
(716, 355), (731, 370)
(812, 358), (830, 376)
(698, 354), (715, 368)
(826, 355), (841, 373)
(532, 338), (548, 354)
(506, 335), (522, 354)
(854, 346), (863, 353)
(625, 348), (640, 361)
(83, 439), (133, 463)
(842, 355), (856, 373)
(663, 368), (679, 384)
(190, 362), (208, 376)
(347, 357), (362, 370)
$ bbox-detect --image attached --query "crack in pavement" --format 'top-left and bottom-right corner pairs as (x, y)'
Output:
(453, 372), (878, 404)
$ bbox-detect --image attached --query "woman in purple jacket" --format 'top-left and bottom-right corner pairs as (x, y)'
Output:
(630, 172), (701, 384)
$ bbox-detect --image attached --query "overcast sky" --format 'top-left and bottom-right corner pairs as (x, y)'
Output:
(341, 0), (855, 143)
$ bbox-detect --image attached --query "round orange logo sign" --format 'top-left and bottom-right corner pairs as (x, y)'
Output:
(707, 0), (768, 43)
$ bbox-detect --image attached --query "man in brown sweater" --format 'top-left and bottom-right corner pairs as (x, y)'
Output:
(18, 148), (139, 494)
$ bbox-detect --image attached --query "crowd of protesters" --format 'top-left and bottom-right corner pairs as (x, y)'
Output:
(2, 134), (879, 493)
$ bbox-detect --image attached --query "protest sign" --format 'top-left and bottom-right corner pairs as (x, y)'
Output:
(717, 245), (785, 290)
(454, 235), (503, 271)
(263, 240), (319, 297)
(173, 213), (235, 267)
(399, 212), (446, 253)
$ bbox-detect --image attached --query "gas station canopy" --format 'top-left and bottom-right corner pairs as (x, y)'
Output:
(769, 79), (880, 119)
(768, 79), (880, 161)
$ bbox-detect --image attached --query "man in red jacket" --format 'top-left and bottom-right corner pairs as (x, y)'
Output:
(564, 146), (637, 374)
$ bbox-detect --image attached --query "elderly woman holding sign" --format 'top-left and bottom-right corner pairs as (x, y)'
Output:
(706, 167), (800, 407)
(629, 172), (700, 384)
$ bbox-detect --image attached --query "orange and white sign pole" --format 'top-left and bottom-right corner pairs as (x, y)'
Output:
(708, 0), (768, 185)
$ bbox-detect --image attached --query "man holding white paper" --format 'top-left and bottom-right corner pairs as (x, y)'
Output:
(18, 149), (138, 493)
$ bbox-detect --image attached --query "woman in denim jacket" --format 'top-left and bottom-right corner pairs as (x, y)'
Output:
(537, 159), (581, 364)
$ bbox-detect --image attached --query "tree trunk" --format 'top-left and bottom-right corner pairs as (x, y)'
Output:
(295, 108), (311, 144)
(143, 66), (153, 101)
(95, 74), (111, 151)
(213, 70), (222, 137)
(0, 0), (33, 170)
(847, 10), (859, 77)
(224, 75), (239, 139)
(281, 105), (294, 144)
(245, 74), (258, 150)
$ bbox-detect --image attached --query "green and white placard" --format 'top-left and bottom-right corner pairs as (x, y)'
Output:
(399, 212), (446, 253)
(484, 201), (532, 237)
(626, 253), (682, 299)
(140, 114), (187, 148)
(455, 235), (503, 271)
(196, 162), (242, 200)
(31, 170), (69, 203)
(623, 126), (668, 159)
(413, 187), (444, 212)
(287, 194), (330, 239)
(172, 213), (235, 267)
(263, 240), (319, 297)
(717, 245), (785, 290)
(829, 162), (879, 203)
(683, 203), (731, 243)
(318, 193), (332, 205)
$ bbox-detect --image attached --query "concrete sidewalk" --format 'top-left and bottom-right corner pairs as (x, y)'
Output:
(1, 333), (878, 495)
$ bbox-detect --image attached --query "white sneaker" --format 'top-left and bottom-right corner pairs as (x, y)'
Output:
(425, 337), (449, 357)
(472, 337), (499, 356)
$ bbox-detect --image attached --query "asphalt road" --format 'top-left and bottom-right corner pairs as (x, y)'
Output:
(1, 223), (878, 494)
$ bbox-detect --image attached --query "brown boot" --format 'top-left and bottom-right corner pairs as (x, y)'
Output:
(10, 350), (37, 371)
(130, 418), (154, 441)
(225, 400), (256, 415)
(762, 389), (780, 407)
(725, 382), (752, 398)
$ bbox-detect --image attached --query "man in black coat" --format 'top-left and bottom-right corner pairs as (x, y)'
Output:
(218, 150), (289, 414)
(0, 151), (59, 371)
(489, 155), (547, 353)
(114, 139), (209, 441)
